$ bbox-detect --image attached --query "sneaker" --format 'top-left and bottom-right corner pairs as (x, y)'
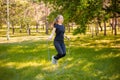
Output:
(52, 56), (57, 64)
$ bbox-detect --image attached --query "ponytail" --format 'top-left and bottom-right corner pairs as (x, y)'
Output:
(54, 17), (59, 25)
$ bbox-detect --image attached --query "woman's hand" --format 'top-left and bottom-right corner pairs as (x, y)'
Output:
(66, 36), (70, 40)
(64, 35), (70, 40)
(48, 35), (52, 41)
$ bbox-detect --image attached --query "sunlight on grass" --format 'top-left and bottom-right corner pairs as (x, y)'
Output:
(8, 46), (24, 53)
(100, 74), (120, 80)
(1, 60), (48, 69)
(97, 52), (120, 59)
(35, 74), (44, 80)
(82, 62), (94, 72)
(65, 63), (74, 69)
(0, 36), (48, 43)
(42, 63), (59, 71)
(66, 57), (73, 61)
(108, 74), (120, 80)
(0, 59), (55, 71)
(0, 34), (120, 80)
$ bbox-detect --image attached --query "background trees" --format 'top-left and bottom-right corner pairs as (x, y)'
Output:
(0, 0), (119, 40)
(41, 0), (120, 36)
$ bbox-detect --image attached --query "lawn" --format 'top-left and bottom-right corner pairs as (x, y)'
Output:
(0, 34), (120, 80)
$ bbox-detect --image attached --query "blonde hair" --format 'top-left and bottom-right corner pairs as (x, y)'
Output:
(54, 15), (63, 24)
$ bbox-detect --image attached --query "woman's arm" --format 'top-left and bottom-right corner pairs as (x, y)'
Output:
(48, 28), (56, 40)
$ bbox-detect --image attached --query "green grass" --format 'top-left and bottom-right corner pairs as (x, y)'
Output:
(0, 34), (120, 80)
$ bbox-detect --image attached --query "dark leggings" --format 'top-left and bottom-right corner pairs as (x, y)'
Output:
(54, 40), (66, 60)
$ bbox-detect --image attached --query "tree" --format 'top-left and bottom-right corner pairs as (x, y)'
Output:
(41, 0), (120, 35)
(103, 0), (120, 35)
(41, 0), (104, 34)
(6, 0), (10, 40)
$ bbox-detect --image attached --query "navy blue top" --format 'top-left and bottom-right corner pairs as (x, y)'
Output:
(54, 24), (65, 41)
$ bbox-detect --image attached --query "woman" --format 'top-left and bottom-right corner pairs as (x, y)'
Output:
(48, 15), (69, 64)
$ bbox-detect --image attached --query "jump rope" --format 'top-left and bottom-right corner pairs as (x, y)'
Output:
(46, 39), (83, 76)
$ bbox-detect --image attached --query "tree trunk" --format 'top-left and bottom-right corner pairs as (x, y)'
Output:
(111, 15), (117, 35)
(95, 22), (99, 36)
(45, 21), (49, 34)
(7, 0), (10, 40)
(36, 22), (39, 33)
(68, 23), (70, 33)
(118, 21), (120, 31)
(20, 24), (22, 33)
(112, 0), (117, 35)
(12, 22), (15, 34)
(98, 23), (102, 31)
(7, 21), (10, 40)
(29, 28), (31, 35)
(116, 17), (120, 31)
(111, 18), (114, 34)
(27, 24), (31, 35)
(97, 17), (102, 31)
(91, 24), (94, 37)
(114, 13), (117, 35)
(42, 24), (44, 30)
(72, 22), (74, 30)
(104, 21), (106, 36)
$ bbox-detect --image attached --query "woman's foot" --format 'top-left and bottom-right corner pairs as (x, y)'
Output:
(52, 56), (57, 64)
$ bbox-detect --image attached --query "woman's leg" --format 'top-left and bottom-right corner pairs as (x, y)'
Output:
(54, 41), (64, 60)
(61, 42), (66, 57)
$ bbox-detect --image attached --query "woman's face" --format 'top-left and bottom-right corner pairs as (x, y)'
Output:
(58, 15), (64, 23)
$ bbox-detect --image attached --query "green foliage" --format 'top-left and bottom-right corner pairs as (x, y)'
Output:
(41, 0), (103, 34)
(42, 0), (120, 34)
(73, 26), (86, 35)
